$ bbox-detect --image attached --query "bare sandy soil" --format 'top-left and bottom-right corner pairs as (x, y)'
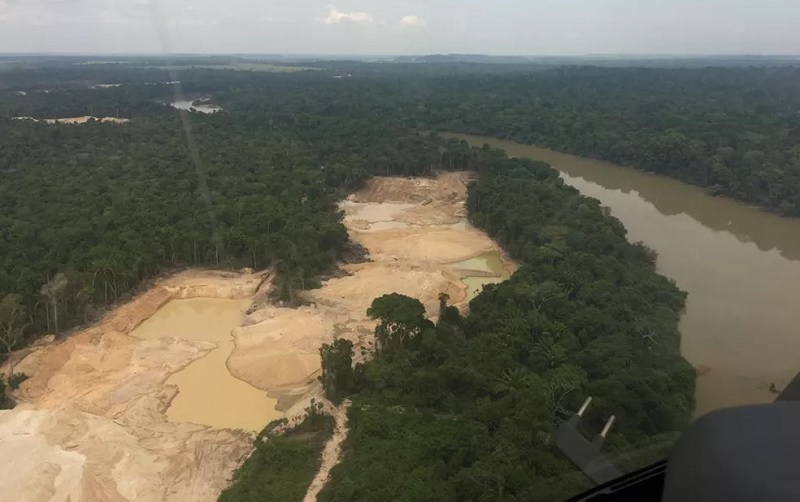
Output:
(12, 116), (130, 124)
(0, 172), (513, 501)
(0, 271), (265, 502)
(45, 117), (130, 124)
(228, 172), (511, 402)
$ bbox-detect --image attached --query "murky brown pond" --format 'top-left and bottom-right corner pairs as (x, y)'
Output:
(131, 298), (280, 431)
(340, 201), (415, 232)
(449, 133), (800, 416)
(450, 252), (511, 300)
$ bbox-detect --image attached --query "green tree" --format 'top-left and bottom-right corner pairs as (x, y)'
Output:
(40, 273), (68, 333)
(492, 367), (532, 396)
(367, 294), (434, 354)
(0, 294), (27, 377)
(319, 338), (355, 404)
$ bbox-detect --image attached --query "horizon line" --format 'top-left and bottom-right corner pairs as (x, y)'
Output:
(2, 52), (800, 59)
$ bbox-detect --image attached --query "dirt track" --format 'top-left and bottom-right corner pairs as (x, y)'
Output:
(302, 400), (351, 502)
(0, 172), (513, 501)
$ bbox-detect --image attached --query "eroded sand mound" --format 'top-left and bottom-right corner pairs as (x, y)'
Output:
(352, 171), (468, 205)
(0, 270), (265, 502)
(230, 307), (331, 392)
(350, 172), (469, 226)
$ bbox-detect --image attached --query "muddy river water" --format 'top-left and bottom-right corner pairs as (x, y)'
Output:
(131, 298), (280, 431)
(449, 133), (800, 417)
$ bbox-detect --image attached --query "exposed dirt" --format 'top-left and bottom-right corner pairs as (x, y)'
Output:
(0, 270), (265, 502)
(351, 171), (469, 206)
(0, 172), (514, 501)
(288, 172), (514, 499)
(302, 400), (351, 502)
(12, 116), (130, 124)
(44, 117), (130, 124)
(355, 228), (498, 263)
(228, 172), (511, 403)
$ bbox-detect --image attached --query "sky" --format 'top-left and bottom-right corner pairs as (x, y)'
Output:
(0, 0), (798, 56)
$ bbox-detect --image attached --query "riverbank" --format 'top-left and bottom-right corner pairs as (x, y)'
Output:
(318, 136), (693, 501)
(446, 132), (800, 417)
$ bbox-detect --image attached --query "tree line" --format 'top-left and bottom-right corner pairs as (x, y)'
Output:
(411, 66), (800, 215)
(316, 139), (694, 501)
(0, 68), (483, 378)
(219, 401), (334, 502)
(0, 114), (346, 340)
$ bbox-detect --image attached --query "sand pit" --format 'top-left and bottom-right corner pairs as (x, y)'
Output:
(228, 263), (464, 393)
(44, 117), (130, 124)
(0, 270), (266, 502)
(12, 116), (130, 124)
(309, 263), (464, 318)
(0, 173), (514, 501)
(130, 298), (281, 431)
(350, 171), (469, 205)
(227, 172), (515, 401)
(356, 227), (497, 263)
(230, 306), (332, 392)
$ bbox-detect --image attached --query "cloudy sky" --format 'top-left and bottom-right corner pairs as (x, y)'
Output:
(0, 0), (798, 55)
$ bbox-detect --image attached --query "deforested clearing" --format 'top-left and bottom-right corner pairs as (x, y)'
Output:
(0, 172), (514, 502)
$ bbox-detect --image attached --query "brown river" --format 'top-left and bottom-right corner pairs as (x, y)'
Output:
(450, 133), (800, 417)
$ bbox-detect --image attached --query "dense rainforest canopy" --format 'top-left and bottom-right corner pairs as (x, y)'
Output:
(411, 66), (800, 215)
(316, 143), (693, 501)
(0, 64), (475, 340)
(3, 58), (795, 498)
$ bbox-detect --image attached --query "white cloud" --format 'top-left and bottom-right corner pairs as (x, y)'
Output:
(323, 4), (372, 25)
(399, 15), (426, 27)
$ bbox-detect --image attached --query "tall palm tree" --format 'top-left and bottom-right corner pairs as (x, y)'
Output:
(493, 367), (532, 396)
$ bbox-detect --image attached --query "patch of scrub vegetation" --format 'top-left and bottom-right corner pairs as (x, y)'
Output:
(219, 401), (334, 502)
(0, 380), (15, 409)
(0, 370), (24, 409)
(317, 145), (695, 501)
